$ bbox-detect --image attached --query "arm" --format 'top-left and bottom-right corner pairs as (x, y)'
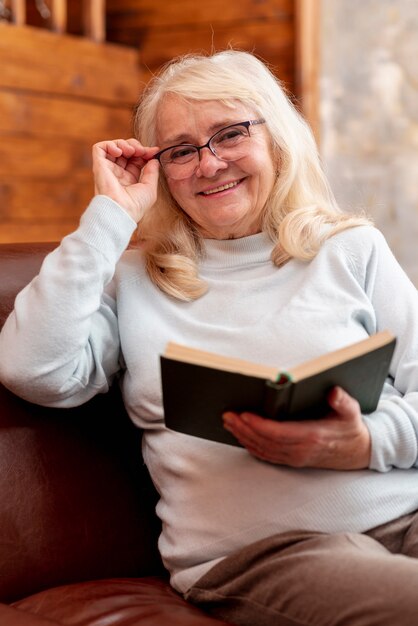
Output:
(223, 228), (418, 472)
(0, 139), (160, 407)
(359, 229), (418, 472)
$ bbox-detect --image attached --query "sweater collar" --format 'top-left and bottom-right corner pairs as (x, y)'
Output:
(201, 232), (274, 269)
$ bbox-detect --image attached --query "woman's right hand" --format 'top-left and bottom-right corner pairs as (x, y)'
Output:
(92, 138), (161, 223)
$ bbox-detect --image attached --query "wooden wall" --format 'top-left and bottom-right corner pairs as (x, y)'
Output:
(106, 0), (296, 93)
(0, 23), (145, 243)
(0, 0), (298, 244)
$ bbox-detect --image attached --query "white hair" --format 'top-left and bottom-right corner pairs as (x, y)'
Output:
(133, 50), (371, 301)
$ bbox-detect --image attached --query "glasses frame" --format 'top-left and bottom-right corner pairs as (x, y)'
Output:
(153, 119), (266, 178)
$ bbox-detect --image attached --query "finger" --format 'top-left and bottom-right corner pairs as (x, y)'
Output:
(223, 413), (286, 463)
(119, 138), (160, 161)
(223, 411), (272, 451)
(113, 140), (138, 163)
(327, 386), (360, 420)
(139, 158), (160, 185)
(238, 411), (308, 444)
(104, 140), (129, 156)
(93, 139), (159, 163)
(116, 143), (160, 174)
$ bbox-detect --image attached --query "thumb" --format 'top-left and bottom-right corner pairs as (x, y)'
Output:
(327, 386), (360, 420)
(139, 158), (160, 186)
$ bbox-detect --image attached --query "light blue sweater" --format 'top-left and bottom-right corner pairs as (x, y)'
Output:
(1, 196), (418, 593)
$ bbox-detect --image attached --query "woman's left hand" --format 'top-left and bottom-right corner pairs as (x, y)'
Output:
(222, 386), (371, 470)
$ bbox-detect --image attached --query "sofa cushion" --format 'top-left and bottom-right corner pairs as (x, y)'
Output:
(11, 578), (230, 625)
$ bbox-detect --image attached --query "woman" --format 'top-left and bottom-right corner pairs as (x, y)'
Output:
(1, 50), (418, 626)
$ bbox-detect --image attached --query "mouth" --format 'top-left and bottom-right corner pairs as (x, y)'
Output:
(199, 179), (243, 196)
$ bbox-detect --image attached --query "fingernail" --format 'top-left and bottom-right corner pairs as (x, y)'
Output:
(223, 412), (234, 425)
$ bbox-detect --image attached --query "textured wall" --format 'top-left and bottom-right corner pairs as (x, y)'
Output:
(320, 0), (418, 286)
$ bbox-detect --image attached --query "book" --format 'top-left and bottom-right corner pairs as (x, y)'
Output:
(160, 330), (396, 447)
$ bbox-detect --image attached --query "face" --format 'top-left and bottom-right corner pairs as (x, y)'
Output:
(156, 96), (276, 239)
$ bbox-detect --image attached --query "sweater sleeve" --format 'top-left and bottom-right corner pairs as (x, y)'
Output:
(0, 195), (137, 408)
(346, 227), (418, 472)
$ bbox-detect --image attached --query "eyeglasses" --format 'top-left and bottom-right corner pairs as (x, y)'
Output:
(153, 119), (266, 180)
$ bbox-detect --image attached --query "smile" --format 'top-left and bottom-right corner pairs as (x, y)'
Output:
(200, 180), (241, 196)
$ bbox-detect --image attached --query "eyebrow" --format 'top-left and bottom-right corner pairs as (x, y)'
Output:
(161, 119), (242, 147)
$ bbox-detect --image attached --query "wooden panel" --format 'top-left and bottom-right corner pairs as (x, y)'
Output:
(0, 135), (93, 241)
(106, 0), (296, 94)
(0, 92), (133, 139)
(0, 1), (305, 244)
(0, 23), (143, 104)
(0, 136), (92, 178)
(136, 22), (294, 88)
(0, 20), (143, 243)
(106, 0), (293, 26)
(0, 175), (93, 222)
(0, 222), (80, 243)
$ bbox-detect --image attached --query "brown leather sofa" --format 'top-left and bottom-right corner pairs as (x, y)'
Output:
(0, 242), (232, 626)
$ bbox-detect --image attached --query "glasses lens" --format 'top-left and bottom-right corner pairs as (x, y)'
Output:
(160, 145), (198, 180)
(210, 125), (250, 161)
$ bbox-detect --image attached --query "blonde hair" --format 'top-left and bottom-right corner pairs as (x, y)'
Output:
(133, 50), (371, 301)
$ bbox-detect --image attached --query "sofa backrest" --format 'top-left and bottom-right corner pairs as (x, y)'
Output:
(0, 243), (165, 603)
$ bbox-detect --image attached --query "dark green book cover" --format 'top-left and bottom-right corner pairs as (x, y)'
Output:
(161, 333), (396, 447)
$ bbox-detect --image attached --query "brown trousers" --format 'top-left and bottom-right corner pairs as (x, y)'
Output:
(185, 511), (418, 626)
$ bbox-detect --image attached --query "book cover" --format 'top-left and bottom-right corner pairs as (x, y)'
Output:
(161, 331), (396, 447)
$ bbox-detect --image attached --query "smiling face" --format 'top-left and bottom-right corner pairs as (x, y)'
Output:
(156, 96), (276, 239)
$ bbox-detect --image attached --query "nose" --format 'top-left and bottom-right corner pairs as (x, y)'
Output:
(195, 146), (228, 178)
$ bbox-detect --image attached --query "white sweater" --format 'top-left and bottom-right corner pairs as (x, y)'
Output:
(1, 196), (418, 593)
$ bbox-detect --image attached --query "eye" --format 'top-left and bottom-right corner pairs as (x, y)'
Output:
(169, 145), (197, 162)
(215, 126), (247, 145)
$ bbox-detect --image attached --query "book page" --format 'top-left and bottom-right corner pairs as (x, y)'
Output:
(164, 331), (395, 383)
(164, 342), (279, 380)
(288, 330), (395, 381)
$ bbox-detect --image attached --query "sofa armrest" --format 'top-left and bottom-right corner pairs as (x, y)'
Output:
(0, 603), (61, 625)
(0, 242), (165, 603)
(0, 382), (166, 603)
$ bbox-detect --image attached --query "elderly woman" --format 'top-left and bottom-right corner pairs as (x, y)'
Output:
(1, 50), (418, 626)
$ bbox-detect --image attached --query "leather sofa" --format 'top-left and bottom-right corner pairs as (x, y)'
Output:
(0, 242), (232, 625)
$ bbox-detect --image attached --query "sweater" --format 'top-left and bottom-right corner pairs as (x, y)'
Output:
(1, 195), (418, 593)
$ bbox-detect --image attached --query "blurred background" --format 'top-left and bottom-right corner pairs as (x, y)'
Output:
(0, 0), (417, 286)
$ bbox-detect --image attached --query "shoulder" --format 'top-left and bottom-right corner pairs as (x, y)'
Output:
(323, 224), (390, 259)
(319, 224), (398, 288)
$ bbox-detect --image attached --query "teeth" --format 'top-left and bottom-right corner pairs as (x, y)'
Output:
(202, 181), (239, 195)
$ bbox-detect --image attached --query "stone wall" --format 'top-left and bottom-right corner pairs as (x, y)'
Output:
(320, 0), (418, 286)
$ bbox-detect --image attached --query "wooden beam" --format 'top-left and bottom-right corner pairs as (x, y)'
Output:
(51, 0), (67, 33)
(294, 0), (320, 145)
(0, 91), (132, 139)
(135, 21), (295, 90)
(106, 0), (293, 27)
(83, 0), (105, 43)
(11, 0), (26, 25)
(0, 24), (144, 105)
(0, 222), (81, 243)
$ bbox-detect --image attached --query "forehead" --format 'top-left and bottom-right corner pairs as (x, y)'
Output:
(156, 95), (255, 144)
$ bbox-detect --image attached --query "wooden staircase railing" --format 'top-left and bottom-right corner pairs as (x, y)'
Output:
(1, 0), (105, 42)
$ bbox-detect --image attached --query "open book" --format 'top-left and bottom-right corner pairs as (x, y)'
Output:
(160, 330), (396, 446)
